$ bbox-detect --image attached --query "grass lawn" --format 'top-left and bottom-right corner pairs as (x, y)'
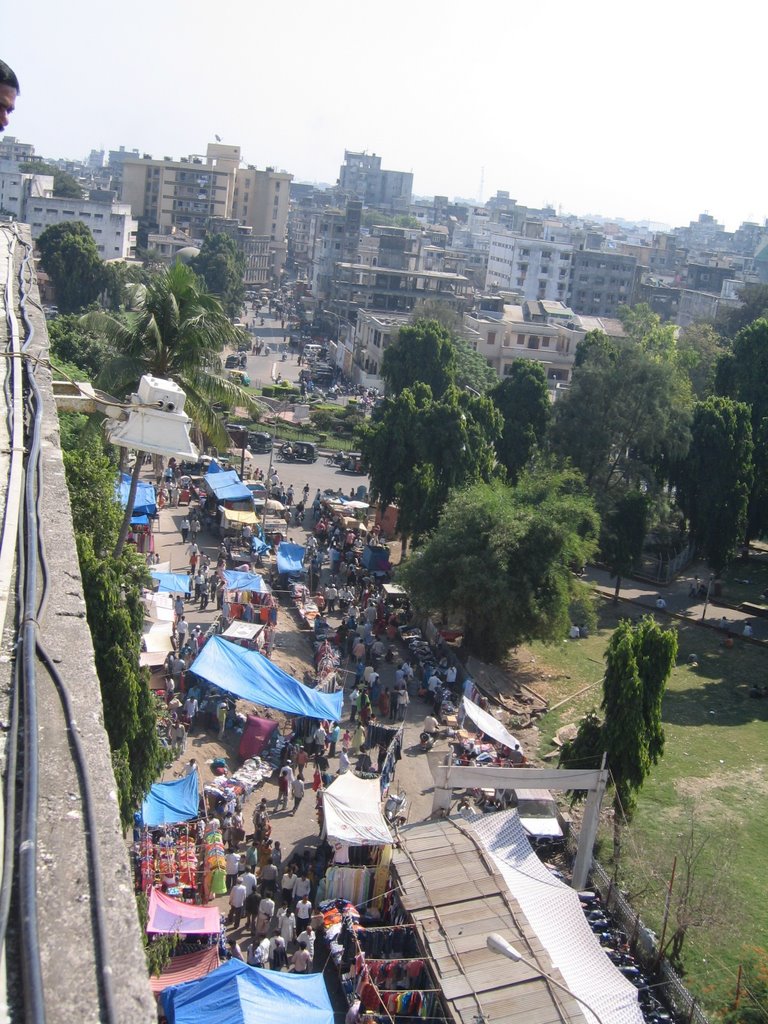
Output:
(517, 600), (768, 1018)
(719, 547), (768, 609)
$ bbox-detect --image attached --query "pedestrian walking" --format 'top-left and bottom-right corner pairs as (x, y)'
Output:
(180, 517), (190, 543)
(291, 776), (305, 815)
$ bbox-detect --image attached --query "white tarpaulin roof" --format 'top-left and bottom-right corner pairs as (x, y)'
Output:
(143, 621), (174, 653)
(222, 621), (263, 641)
(461, 696), (520, 750)
(466, 809), (644, 1024)
(323, 773), (391, 846)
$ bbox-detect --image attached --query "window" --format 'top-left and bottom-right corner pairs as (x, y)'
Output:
(527, 336), (540, 349)
(487, 331), (497, 345)
(517, 334), (525, 346)
(541, 338), (550, 347)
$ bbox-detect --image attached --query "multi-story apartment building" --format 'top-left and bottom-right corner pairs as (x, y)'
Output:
(464, 299), (625, 395)
(121, 143), (292, 277)
(231, 165), (291, 277)
(338, 150), (413, 211)
(26, 194), (137, 259)
(208, 217), (271, 288)
(485, 230), (573, 302)
(0, 135), (36, 164)
(0, 169), (53, 219)
(121, 143), (239, 240)
(568, 249), (639, 317)
(331, 226), (470, 318)
(309, 200), (363, 302)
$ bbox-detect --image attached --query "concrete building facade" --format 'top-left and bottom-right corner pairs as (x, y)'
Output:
(26, 195), (137, 259)
(0, 169), (54, 219)
(568, 249), (639, 317)
(338, 150), (413, 210)
(486, 231), (573, 302)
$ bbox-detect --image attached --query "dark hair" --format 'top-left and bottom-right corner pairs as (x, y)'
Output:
(0, 61), (19, 93)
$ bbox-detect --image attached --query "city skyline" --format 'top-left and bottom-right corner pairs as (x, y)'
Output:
(6, 0), (766, 232)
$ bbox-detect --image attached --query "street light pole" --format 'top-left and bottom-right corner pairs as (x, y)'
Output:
(486, 933), (607, 1024)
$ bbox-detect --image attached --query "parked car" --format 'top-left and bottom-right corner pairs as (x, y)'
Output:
(509, 789), (568, 847)
(247, 431), (273, 452)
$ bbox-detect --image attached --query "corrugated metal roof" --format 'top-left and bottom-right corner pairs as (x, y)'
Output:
(392, 820), (589, 1024)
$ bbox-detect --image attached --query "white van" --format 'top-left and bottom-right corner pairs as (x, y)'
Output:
(303, 343), (322, 361)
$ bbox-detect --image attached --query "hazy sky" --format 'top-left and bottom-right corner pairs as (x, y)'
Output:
(5, 0), (765, 231)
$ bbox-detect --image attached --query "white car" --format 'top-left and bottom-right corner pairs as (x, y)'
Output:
(510, 789), (567, 844)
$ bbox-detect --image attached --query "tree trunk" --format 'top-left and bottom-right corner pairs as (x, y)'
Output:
(114, 452), (145, 559)
(613, 575), (622, 606)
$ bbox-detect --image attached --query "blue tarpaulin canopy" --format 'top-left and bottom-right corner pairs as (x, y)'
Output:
(161, 959), (335, 1024)
(131, 513), (149, 525)
(206, 460), (223, 474)
(223, 570), (271, 593)
(204, 470), (252, 503)
(116, 474), (157, 516)
(276, 542), (305, 575)
(190, 636), (342, 721)
(140, 770), (200, 826)
(152, 572), (191, 594)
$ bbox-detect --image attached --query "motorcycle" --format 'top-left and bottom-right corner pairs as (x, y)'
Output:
(384, 790), (408, 827)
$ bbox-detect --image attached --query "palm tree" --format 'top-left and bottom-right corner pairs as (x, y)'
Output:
(83, 261), (262, 555)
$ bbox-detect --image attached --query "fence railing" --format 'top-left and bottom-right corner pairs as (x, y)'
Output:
(634, 540), (697, 585)
(590, 859), (710, 1024)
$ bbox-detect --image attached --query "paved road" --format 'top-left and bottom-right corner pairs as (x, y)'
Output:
(586, 563), (768, 640)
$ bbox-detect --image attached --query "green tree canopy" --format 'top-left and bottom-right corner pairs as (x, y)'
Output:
(560, 615), (678, 857)
(553, 339), (692, 505)
(601, 490), (649, 604)
(397, 469), (599, 660)
(408, 302), (497, 393)
(677, 321), (728, 397)
(191, 232), (246, 319)
(673, 396), (753, 573)
(381, 319), (457, 398)
(20, 159), (82, 198)
(37, 221), (106, 313)
(48, 313), (110, 380)
(82, 261), (260, 448)
(618, 302), (678, 360)
(63, 441), (163, 826)
(716, 283), (768, 338)
(359, 382), (501, 545)
(490, 360), (552, 483)
(715, 318), (768, 539)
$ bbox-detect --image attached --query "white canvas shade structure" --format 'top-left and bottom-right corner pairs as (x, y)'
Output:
(460, 696), (520, 750)
(322, 772), (392, 846)
(392, 818), (590, 1024)
(221, 621), (264, 641)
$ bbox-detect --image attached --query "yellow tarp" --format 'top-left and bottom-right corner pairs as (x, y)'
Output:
(222, 507), (259, 525)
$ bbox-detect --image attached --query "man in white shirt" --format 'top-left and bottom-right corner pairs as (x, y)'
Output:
(313, 723), (327, 754)
(445, 665), (457, 685)
(423, 714), (438, 735)
(297, 924), (315, 956)
(228, 879), (247, 928)
(225, 850), (241, 891)
(241, 866), (258, 897)
(293, 873), (311, 902)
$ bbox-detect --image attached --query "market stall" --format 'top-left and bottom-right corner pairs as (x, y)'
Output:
(160, 958), (335, 1024)
(140, 770), (200, 828)
(145, 888), (220, 936)
(189, 635), (343, 721)
(148, 946), (220, 1000)
(318, 774), (392, 907)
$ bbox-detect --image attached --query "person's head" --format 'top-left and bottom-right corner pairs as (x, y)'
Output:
(0, 61), (19, 133)
(299, 940), (307, 950)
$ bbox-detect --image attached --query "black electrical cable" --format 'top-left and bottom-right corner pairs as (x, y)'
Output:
(15, 232), (46, 1024)
(15, 228), (119, 1024)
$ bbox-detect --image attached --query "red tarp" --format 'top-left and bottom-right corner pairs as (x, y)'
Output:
(149, 946), (221, 997)
(238, 714), (278, 760)
(146, 888), (221, 935)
